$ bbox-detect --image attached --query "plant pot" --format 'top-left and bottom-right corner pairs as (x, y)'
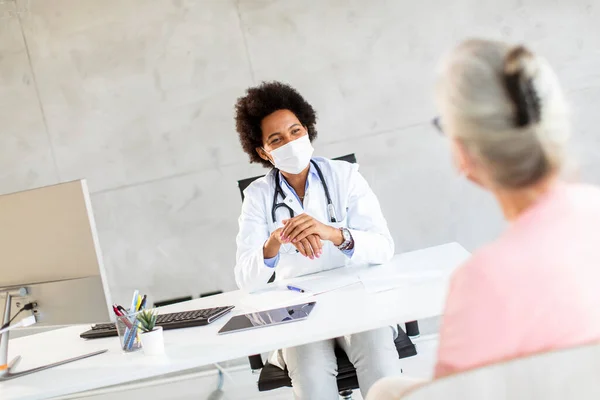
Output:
(140, 326), (164, 355)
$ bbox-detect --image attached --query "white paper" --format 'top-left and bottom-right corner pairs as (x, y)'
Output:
(239, 268), (360, 312)
(358, 243), (471, 293)
(239, 289), (315, 312)
(288, 273), (360, 295)
(359, 270), (445, 293)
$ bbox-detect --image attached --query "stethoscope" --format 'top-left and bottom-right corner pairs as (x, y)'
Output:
(272, 160), (338, 224)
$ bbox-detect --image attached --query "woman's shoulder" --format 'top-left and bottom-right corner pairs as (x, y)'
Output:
(450, 242), (508, 291)
(243, 169), (276, 199)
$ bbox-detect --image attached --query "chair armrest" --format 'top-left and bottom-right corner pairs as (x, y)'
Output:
(248, 354), (264, 371)
(405, 321), (420, 337)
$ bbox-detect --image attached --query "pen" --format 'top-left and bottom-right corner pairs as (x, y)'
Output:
(287, 285), (305, 293)
(129, 290), (139, 315)
(112, 305), (123, 317)
(126, 318), (140, 350)
(135, 295), (142, 312)
(114, 304), (131, 332)
(140, 295), (147, 310)
(118, 313), (133, 329)
(124, 290), (139, 350)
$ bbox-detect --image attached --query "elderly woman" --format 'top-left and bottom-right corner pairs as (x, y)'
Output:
(368, 39), (600, 399)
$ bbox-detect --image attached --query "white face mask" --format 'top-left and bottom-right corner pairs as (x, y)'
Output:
(267, 135), (314, 174)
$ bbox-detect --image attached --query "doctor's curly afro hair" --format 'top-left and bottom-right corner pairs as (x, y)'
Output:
(234, 81), (318, 168)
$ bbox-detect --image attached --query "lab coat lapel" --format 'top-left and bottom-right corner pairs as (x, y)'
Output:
(272, 184), (305, 229)
(281, 186), (304, 218)
(302, 172), (328, 223)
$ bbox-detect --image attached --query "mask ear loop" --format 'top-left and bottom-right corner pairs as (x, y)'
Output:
(261, 147), (275, 167)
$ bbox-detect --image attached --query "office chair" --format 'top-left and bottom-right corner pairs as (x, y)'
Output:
(236, 154), (419, 399)
(153, 296), (193, 308)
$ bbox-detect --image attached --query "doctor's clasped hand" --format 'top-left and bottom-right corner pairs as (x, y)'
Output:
(264, 226), (323, 260)
(281, 214), (344, 247)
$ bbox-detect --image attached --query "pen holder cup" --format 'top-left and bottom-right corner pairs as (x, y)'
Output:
(116, 311), (143, 353)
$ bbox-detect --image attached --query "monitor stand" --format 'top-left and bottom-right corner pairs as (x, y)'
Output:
(0, 289), (107, 381)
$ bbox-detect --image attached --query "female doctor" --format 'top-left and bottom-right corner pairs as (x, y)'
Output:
(234, 81), (401, 400)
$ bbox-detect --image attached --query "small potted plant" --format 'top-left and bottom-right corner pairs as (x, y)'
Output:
(136, 309), (164, 355)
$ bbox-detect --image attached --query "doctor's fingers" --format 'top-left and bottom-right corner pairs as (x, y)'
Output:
(301, 238), (317, 259)
(294, 238), (316, 259)
(306, 235), (323, 257)
(284, 219), (316, 242)
(281, 214), (312, 239)
(292, 227), (321, 244)
(294, 239), (308, 257)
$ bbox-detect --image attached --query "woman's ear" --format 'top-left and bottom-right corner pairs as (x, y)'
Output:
(451, 138), (470, 176)
(451, 138), (486, 187)
(256, 147), (272, 163)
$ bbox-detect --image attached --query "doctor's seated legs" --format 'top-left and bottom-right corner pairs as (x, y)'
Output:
(272, 339), (339, 399)
(270, 327), (402, 400)
(338, 327), (402, 399)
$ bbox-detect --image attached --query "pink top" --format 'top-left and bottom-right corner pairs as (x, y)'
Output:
(435, 183), (600, 378)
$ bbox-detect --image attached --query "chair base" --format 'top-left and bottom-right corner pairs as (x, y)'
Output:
(339, 389), (353, 399)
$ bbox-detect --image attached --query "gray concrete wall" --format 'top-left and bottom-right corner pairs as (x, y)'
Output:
(1, 0), (598, 305)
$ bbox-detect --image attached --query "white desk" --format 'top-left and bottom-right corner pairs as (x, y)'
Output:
(0, 243), (469, 400)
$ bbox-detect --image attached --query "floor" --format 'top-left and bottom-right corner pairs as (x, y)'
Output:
(79, 335), (438, 400)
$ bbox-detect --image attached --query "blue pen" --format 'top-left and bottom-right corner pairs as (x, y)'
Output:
(123, 322), (134, 349)
(129, 290), (139, 312)
(123, 290), (139, 350)
(126, 319), (140, 350)
(287, 285), (305, 293)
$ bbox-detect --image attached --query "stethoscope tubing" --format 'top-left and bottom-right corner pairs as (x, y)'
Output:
(271, 160), (337, 224)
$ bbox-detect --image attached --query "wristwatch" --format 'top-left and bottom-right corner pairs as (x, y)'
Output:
(336, 228), (354, 251)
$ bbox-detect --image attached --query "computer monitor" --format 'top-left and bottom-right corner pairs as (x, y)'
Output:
(0, 180), (113, 377)
(0, 179), (112, 323)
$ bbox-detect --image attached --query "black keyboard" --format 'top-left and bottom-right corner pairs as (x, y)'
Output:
(80, 305), (235, 339)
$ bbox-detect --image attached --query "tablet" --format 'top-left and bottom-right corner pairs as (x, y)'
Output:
(218, 302), (316, 335)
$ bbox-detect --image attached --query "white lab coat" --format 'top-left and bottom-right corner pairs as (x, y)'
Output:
(235, 157), (394, 292)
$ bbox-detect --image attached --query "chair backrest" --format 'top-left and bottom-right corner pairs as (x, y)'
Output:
(236, 154), (357, 201)
(153, 296), (193, 308)
(403, 342), (600, 400)
(238, 175), (266, 202)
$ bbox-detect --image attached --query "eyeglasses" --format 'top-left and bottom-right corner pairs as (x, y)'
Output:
(432, 117), (444, 135)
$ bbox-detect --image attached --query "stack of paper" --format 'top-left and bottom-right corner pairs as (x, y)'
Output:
(240, 243), (470, 308)
(240, 268), (360, 312)
(358, 243), (471, 293)
(286, 272), (360, 295)
(240, 289), (315, 312)
(359, 269), (446, 293)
